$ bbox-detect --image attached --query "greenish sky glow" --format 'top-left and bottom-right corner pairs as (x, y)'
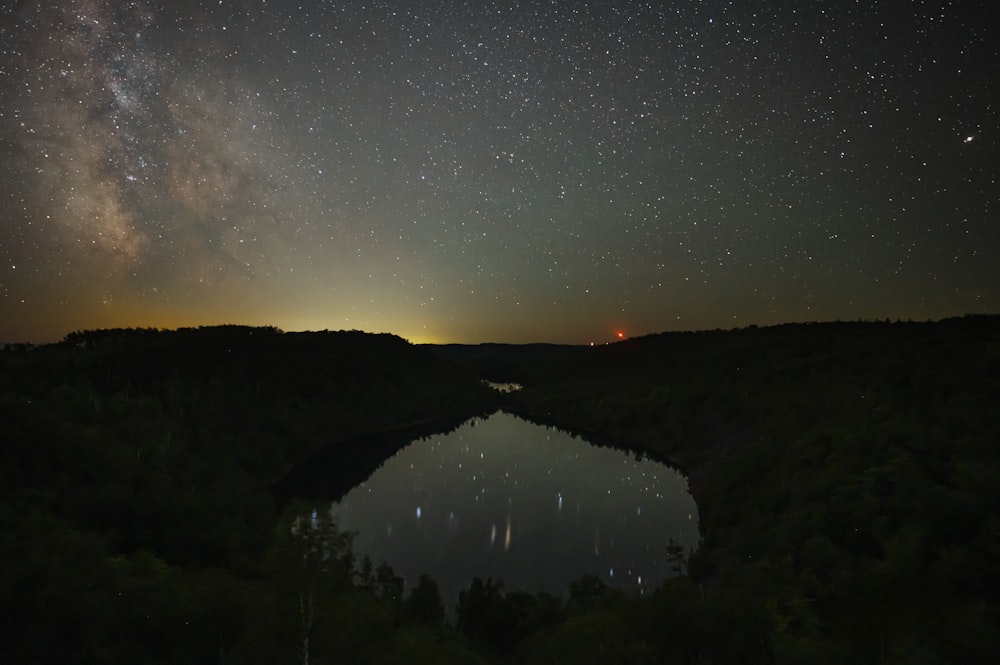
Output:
(2, 1), (996, 343)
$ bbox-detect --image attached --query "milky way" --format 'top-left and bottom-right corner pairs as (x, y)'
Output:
(1, 1), (997, 342)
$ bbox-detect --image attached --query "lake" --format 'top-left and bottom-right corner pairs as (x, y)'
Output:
(304, 410), (700, 605)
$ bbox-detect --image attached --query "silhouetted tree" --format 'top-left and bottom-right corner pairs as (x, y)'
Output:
(376, 562), (405, 605)
(404, 574), (446, 624)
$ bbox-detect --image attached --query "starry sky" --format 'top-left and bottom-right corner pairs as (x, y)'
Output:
(1, 1), (997, 344)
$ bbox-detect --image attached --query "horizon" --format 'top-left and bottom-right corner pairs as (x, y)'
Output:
(3, 2), (996, 345)
(5, 311), (996, 348)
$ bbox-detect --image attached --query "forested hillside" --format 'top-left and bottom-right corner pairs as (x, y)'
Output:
(0, 326), (497, 663)
(497, 315), (1000, 662)
(2, 318), (997, 663)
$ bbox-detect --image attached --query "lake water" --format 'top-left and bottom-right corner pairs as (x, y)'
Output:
(324, 411), (700, 603)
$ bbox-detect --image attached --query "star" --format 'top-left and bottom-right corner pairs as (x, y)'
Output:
(0, 1), (996, 343)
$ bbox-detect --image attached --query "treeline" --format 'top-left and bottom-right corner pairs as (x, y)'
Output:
(427, 342), (583, 384)
(0, 326), (500, 663)
(3, 318), (998, 663)
(494, 315), (1000, 662)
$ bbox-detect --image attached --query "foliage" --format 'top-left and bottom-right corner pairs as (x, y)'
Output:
(2, 317), (998, 662)
(0, 326), (495, 663)
(493, 315), (1000, 662)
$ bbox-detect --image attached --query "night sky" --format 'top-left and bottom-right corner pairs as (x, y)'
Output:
(2, 1), (997, 344)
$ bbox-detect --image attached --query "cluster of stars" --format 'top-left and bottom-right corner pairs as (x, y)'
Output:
(0, 0), (995, 342)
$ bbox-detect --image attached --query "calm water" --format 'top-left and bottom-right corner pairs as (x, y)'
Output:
(326, 411), (700, 602)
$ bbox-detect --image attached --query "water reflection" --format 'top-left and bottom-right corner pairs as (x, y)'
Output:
(327, 411), (700, 604)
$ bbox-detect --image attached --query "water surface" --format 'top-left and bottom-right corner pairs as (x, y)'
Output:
(328, 411), (699, 602)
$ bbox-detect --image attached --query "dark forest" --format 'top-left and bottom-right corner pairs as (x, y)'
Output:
(2, 316), (998, 663)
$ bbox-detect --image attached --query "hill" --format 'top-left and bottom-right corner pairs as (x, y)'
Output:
(482, 315), (1000, 661)
(0, 326), (499, 663)
(2, 317), (997, 663)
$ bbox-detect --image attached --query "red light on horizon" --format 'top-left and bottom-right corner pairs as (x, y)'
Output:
(616, 330), (625, 339)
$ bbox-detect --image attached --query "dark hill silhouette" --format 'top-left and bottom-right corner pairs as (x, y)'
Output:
(1, 326), (497, 565)
(465, 315), (1000, 661)
(1, 316), (997, 663)
(425, 341), (583, 385)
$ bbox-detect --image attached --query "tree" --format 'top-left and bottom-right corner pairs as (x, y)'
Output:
(405, 574), (445, 624)
(456, 577), (513, 651)
(665, 538), (688, 576)
(266, 504), (356, 665)
(356, 554), (376, 591)
(568, 574), (613, 612)
(376, 562), (405, 605)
